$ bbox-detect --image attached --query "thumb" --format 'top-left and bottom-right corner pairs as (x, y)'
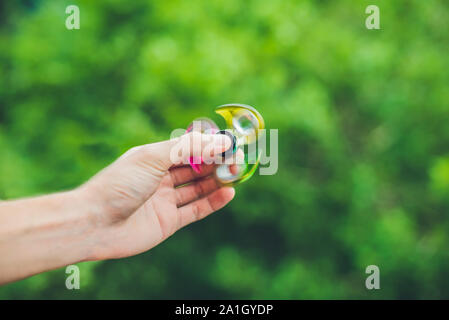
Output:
(145, 132), (232, 170)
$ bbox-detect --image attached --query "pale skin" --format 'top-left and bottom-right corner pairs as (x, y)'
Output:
(0, 132), (236, 285)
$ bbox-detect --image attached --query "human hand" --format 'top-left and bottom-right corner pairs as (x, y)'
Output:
(79, 132), (235, 260)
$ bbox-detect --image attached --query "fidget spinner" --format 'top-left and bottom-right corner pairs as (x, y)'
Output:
(185, 104), (265, 186)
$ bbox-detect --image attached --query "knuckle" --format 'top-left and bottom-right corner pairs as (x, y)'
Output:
(192, 203), (201, 220)
(195, 180), (205, 196)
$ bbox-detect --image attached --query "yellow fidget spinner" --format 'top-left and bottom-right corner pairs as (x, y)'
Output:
(185, 104), (265, 186)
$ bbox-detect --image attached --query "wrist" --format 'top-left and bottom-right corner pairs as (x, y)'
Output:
(72, 185), (109, 261)
(74, 184), (128, 261)
(53, 188), (103, 263)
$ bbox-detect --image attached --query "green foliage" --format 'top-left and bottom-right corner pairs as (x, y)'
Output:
(1, 0), (449, 299)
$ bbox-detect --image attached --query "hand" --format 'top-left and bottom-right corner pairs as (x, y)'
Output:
(80, 132), (235, 260)
(0, 131), (236, 284)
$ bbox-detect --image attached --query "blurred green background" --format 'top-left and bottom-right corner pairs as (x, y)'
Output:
(0, 0), (448, 299)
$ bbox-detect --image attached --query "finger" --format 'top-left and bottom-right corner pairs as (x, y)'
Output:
(175, 176), (219, 207)
(228, 148), (245, 175)
(177, 187), (235, 228)
(170, 163), (216, 187)
(144, 132), (232, 170)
